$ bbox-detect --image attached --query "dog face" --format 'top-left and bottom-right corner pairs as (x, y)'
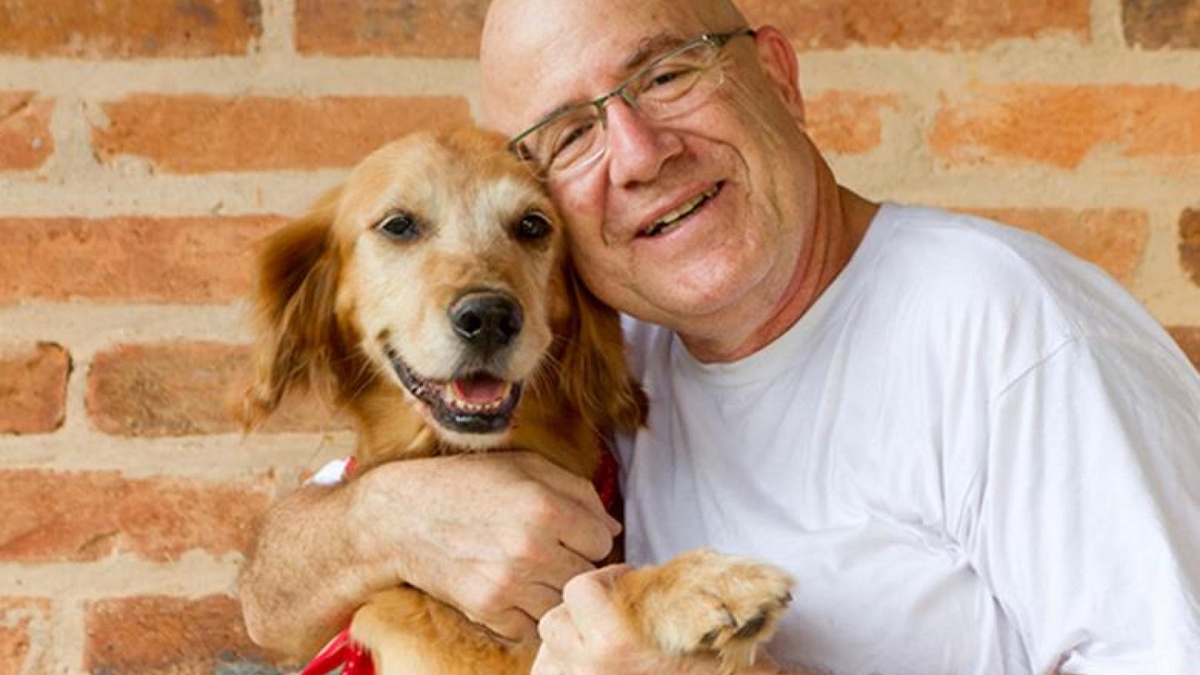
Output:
(240, 127), (644, 457)
(333, 131), (563, 445)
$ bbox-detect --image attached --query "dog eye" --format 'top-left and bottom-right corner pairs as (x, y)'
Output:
(514, 212), (552, 241)
(377, 212), (421, 241)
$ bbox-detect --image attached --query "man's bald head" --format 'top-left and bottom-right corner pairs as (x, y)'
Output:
(479, 0), (749, 135)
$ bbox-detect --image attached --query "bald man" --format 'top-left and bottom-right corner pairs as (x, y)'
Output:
(239, 0), (1200, 673)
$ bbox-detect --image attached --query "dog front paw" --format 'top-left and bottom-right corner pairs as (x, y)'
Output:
(614, 548), (794, 675)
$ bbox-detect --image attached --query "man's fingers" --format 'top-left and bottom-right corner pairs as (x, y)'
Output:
(538, 604), (584, 652)
(560, 564), (635, 637)
(554, 504), (618, 562)
(530, 647), (566, 675)
(585, 562), (634, 587)
(516, 583), (569, 621)
(563, 563), (632, 603)
(531, 603), (577, 675)
(553, 552), (600, 588)
(469, 607), (537, 642)
(515, 453), (622, 536)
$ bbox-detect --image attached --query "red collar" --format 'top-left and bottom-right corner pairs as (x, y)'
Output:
(299, 628), (373, 675)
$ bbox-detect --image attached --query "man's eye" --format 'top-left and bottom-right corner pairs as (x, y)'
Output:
(646, 68), (685, 89)
(642, 64), (698, 92)
(551, 121), (595, 158)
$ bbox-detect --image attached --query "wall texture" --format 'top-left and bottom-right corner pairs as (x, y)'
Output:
(0, 0), (1197, 672)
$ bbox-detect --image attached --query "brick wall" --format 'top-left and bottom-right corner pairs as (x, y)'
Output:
(0, 0), (1197, 672)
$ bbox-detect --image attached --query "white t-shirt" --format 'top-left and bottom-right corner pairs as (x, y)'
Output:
(615, 204), (1200, 675)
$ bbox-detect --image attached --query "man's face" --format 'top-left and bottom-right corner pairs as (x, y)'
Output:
(481, 0), (818, 340)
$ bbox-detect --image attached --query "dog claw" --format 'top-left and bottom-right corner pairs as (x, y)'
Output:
(732, 612), (767, 640)
(700, 628), (722, 648)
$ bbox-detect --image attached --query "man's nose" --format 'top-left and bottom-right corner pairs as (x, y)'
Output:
(602, 99), (684, 187)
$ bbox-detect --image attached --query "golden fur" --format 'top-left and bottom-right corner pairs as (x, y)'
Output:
(241, 127), (792, 675)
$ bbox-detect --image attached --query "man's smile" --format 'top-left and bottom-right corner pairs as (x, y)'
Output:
(639, 181), (724, 238)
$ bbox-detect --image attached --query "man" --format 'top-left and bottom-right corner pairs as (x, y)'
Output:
(239, 0), (1200, 672)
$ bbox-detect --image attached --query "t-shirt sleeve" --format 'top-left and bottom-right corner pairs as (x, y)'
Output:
(966, 335), (1200, 674)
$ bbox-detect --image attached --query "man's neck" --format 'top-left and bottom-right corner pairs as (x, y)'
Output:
(681, 185), (878, 364)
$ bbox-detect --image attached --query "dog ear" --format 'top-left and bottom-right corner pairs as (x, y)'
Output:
(558, 259), (648, 434)
(238, 189), (355, 430)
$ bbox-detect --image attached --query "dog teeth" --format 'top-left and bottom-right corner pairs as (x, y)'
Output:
(443, 381), (511, 413)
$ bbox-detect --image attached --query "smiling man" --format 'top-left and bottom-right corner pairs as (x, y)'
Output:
(238, 0), (1200, 673)
(481, 0), (874, 365)
(476, 0), (1200, 674)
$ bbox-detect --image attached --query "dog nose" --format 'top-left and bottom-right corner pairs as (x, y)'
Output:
(450, 292), (523, 351)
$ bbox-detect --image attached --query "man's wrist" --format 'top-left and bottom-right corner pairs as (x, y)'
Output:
(340, 468), (410, 581)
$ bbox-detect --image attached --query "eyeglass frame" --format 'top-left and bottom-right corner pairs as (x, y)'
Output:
(506, 27), (757, 179)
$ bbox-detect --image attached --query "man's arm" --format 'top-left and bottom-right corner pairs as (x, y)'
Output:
(238, 451), (622, 658)
(239, 476), (365, 657)
(970, 337), (1200, 672)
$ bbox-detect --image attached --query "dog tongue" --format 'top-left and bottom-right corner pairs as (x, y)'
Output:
(452, 375), (509, 404)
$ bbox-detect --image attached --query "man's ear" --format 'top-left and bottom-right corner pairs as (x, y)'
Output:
(751, 25), (806, 125)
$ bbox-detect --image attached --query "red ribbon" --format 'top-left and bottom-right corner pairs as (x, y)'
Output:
(594, 441), (623, 521)
(299, 627), (374, 675)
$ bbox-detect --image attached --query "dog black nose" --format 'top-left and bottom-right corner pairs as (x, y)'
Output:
(450, 292), (523, 352)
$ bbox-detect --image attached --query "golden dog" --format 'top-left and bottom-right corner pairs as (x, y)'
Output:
(240, 127), (793, 675)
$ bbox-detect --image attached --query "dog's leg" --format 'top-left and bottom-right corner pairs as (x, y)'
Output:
(612, 549), (794, 675)
(350, 586), (537, 675)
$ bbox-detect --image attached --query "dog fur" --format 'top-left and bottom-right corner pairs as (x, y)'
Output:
(240, 127), (793, 675)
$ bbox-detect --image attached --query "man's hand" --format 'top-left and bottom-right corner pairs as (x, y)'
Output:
(532, 565), (793, 675)
(238, 451), (620, 657)
(533, 564), (669, 675)
(352, 451), (622, 640)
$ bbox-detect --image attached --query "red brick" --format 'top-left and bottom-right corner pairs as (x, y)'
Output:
(296, 0), (486, 57)
(736, 0), (1089, 50)
(1182, 208), (1200, 288)
(0, 215), (283, 304)
(967, 208), (1150, 287)
(931, 85), (1200, 169)
(0, 342), (70, 435)
(0, 598), (49, 675)
(93, 94), (473, 173)
(1123, 0), (1200, 49)
(0, 0), (261, 58)
(88, 343), (247, 437)
(0, 470), (269, 563)
(0, 92), (54, 171)
(85, 595), (290, 674)
(806, 91), (900, 155)
(87, 342), (347, 437)
(1168, 326), (1200, 372)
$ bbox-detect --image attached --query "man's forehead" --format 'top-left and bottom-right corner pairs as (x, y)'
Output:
(621, 32), (693, 71)
(527, 31), (695, 126)
(477, 24), (700, 133)
(480, 0), (719, 131)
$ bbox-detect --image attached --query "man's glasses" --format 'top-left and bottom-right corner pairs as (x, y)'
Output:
(508, 28), (756, 180)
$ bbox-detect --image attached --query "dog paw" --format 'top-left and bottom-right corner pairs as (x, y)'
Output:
(615, 548), (794, 674)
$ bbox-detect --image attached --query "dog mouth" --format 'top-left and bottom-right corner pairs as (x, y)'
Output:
(383, 344), (522, 434)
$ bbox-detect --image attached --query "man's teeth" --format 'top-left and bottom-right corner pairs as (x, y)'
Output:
(644, 186), (719, 236)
